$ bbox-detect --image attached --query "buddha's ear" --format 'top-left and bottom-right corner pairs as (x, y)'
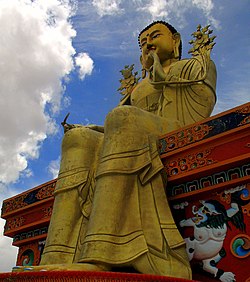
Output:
(172, 32), (181, 59)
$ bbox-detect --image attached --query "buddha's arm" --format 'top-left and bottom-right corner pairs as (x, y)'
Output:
(148, 52), (214, 87)
(61, 113), (104, 134)
(62, 123), (83, 133)
(147, 52), (216, 123)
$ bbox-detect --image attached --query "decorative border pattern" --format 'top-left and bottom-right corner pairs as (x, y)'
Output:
(230, 234), (250, 259)
(13, 227), (48, 243)
(4, 203), (53, 232)
(0, 270), (199, 282)
(168, 163), (250, 197)
(5, 216), (25, 232)
(42, 206), (53, 218)
(16, 240), (45, 266)
(164, 148), (215, 177)
(159, 104), (250, 155)
(2, 180), (56, 215)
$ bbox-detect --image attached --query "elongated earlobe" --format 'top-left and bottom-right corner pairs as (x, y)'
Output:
(173, 33), (181, 59)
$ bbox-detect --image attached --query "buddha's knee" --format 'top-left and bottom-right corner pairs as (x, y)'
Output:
(59, 127), (103, 172)
(62, 126), (103, 152)
(105, 106), (141, 131)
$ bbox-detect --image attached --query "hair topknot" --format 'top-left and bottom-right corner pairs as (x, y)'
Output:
(138, 21), (182, 59)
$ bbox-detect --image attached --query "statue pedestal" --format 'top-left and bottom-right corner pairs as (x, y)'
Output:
(1, 102), (249, 282)
(0, 271), (197, 282)
(159, 102), (250, 282)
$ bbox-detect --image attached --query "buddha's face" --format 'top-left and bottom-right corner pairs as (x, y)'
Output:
(139, 23), (176, 69)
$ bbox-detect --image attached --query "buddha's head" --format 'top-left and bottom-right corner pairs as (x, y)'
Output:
(138, 21), (182, 69)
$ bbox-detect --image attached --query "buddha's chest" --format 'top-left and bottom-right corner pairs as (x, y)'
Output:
(130, 78), (162, 113)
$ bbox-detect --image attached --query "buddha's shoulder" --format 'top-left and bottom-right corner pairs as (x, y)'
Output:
(170, 58), (199, 71)
(170, 57), (215, 71)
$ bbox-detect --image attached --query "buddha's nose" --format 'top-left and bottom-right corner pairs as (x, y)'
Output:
(146, 43), (153, 50)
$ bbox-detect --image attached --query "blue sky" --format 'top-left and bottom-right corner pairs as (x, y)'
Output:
(0, 0), (249, 272)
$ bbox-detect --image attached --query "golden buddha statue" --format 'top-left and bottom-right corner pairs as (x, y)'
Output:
(14, 22), (216, 279)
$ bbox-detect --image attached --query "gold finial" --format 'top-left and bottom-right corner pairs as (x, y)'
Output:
(117, 64), (140, 97)
(188, 24), (216, 56)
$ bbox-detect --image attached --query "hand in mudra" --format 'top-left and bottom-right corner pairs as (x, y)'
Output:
(148, 52), (166, 82)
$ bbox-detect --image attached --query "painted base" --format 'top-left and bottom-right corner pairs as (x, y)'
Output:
(0, 271), (198, 282)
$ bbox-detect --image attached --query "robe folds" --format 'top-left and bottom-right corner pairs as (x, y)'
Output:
(77, 106), (185, 265)
(41, 57), (216, 278)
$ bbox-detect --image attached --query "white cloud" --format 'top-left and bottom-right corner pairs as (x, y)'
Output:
(0, 184), (19, 272)
(0, 0), (81, 185)
(75, 53), (94, 80)
(48, 157), (60, 179)
(141, 0), (168, 19)
(0, 218), (18, 272)
(92, 0), (123, 16)
(137, 0), (220, 29)
(63, 96), (72, 108)
(191, 0), (220, 28)
(0, 1), (96, 271)
(213, 84), (250, 115)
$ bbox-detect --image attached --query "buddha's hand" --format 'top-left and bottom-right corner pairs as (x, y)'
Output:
(62, 123), (83, 133)
(61, 113), (83, 133)
(85, 124), (104, 133)
(148, 52), (166, 82)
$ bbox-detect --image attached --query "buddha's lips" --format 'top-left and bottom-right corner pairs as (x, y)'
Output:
(146, 47), (156, 55)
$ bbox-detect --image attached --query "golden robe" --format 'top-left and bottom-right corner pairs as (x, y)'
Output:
(41, 57), (216, 278)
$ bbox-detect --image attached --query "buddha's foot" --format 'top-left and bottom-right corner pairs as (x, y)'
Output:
(12, 263), (110, 272)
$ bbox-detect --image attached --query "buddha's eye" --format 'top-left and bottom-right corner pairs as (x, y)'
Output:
(141, 41), (146, 47)
(152, 33), (161, 39)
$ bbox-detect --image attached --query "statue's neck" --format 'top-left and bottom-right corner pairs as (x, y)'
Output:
(162, 58), (179, 72)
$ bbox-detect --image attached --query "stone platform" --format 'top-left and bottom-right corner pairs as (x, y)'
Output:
(0, 271), (197, 282)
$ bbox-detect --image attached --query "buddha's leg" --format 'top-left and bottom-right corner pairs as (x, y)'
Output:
(40, 127), (103, 265)
(132, 244), (192, 279)
(83, 171), (190, 278)
(131, 172), (192, 279)
(79, 106), (191, 278)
